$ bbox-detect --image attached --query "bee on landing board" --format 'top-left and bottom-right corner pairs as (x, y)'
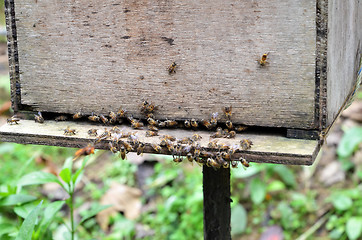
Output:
(34, 112), (44, 123)
(259, 53), (269, 66)
(64, 126), (76, 136)
(240, 139), (253, 150)
(7, 116), (20, 125)
(88, 113), (99, 122)
(88, 128), (98, 136)
(223, 106), (232, 120)
(73, 112), (82, 120)
(55, 115), (67, 121)
(168, 62), (177, 74)
(240, 157), (250, 168)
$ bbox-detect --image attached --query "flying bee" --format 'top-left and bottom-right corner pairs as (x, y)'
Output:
(165, 119), (178, 128)
(55, 115), (67, 121)
(88, 113), (99, 122)
(226, 130), (236, 138)
(109, 111), (117, 124)
(147, 117), (158, 126)
(184, 120), (191, 128)
(64, 126), (76, 136)
(259, 53), (269, 66)
(137, 142), (145, 155)
(235, 125), (248, 132)
(151, 143), (162, 153)
(99, 114), (109, 124)
(131, 121), (144, 129)
(88, 128), (98, 136)
(240, 139), (253, 150)
(191, 119), (198, 128)
(109, 142), (118, 154)
(73, 144), (95, 161)
(192, 134), (202, 141)
(223, 106), (232, 120)
(7, 116), (20, 125)
(201, 119), (213, 129)
(240, 157), (250, 168)
(73, 112), (82, 119)
(148, 125), (159, 131)
(34, 112), (44, 123)
(208, 140), (218, 149)
(226, 120), (233, 130)
(162, 135), (176, 142)
(146, 130), (158, 137)
(231, 160), (238, 168)
(119, 146), (127, 160)
(168, 61), (177, 74)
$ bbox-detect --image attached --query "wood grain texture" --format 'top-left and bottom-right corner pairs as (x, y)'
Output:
(327, 0), (362, 126)
(0, 120), (320, 165)
(13, 0), (317, 129)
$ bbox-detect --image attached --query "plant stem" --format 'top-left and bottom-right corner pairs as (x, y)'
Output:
(69, 189), (75, 240)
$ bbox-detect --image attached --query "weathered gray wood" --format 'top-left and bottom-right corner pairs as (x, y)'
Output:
(203, 166), (231, 240)
(0, 120), (320, 165)
(326, 0), (362, 126)
(11, 0), (317, 129)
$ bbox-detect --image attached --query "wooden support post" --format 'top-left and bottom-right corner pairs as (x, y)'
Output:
(203, 166), (231, 240)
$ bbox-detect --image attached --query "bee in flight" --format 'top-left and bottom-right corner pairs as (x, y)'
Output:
(34, 111), (44, 123)
(259, 53), (269, 66)
(73, 144), (95, 161)
(168, 61), (177, 74)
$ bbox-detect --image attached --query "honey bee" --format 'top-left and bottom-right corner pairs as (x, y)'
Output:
(146, 113), (155, 119)
(231, 160), (238, 168)
(99, 114), (109, 124)
(162, 135), (176, 142)
(148, 125), (159, 131)
(64, 126), (76, 136)
(73, 112), (82, 119)
(146, 130), (158, 137)
(235, 125), (248, 132)
(226, 130), (236, 138)
(131, 121), (144, 129)
(221, 151), (231, 161)
(122, 141), (133, 152)
(173, 156), (183, 163)
(186, 153), (193, 162)
(210, 112), (218, 126)
(240, 139), (253, 150)
(109, 142), (118, 154)
(192, 134), (202, 141)
(223, 106), (232, 120)
(88, 113), (99, 122)
(117, 107), (128, 119)
(222, 160), (230, 168)
(168, 61), (177, 74)
(95, 129), (111, 143)
(137, 142), (145, 155)
(178, 137), (193, 144)
(217, 143), (230, 151)
(210, 127), (225, 138)
(259, 53), (269, 66)
(88, 129), (98, 136)
(165, 119), (178, 128)
(109, 111), (117, 124)
(110, 126), (121, 134)
(128, 134), (140, 146)
(34, 112), (44, 123)
(207, 158), (221, 170)
(240, 157), (250, 168)
(147, 117), (158, 126)
(201, 119), (213, 129)
(73, 144), (95, 161)
(184, 120), (191, 128)
(226, 120), (233, 130)
(200, 151), (213, 159)
(55, 115), (67, 121)
(151, 143), (162, 153)
(119, 146), (127, 160)
(7, 116), (20, 125)
(208, 140), (218, 149)
(158, 121), (166, 128)
(191, 119), (198, 128)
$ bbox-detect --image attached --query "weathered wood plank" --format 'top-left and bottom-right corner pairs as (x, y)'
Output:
(12, 0), (316, 129)
(0, 120), (320, 165)
(326, 0), (362, 126)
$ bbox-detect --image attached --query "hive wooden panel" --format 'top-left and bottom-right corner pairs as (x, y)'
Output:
(9, 0), (317, 129)
(0, 120), (320, 165)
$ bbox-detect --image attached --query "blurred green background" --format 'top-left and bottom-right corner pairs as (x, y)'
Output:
(1, 1), (362, 239)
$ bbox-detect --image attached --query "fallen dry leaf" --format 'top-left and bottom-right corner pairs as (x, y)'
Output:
(96, 182), (142, 231)
(0, 101), (11, 115)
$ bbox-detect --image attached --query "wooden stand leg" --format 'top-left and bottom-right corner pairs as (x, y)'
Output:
(203, 166), (231, 240)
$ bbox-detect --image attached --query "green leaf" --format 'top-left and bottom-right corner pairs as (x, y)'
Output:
(346, 217), (362, 240)
(232, 165), (260, 179)
(18, 171), (61, 186)
(72, 157), (88, 185)
(231, 204), (247, 235)
(62, 157), (73, 172)
(0, 194), (36, 206)
(35, 201), (65, 239)
(337, 127), (362, 158)
(59, 168), (71, 184)
(79, 204), (112, 225)
(0, 223), (16, 237)
(250, 178), (266, 204)
(272, 165), (296, 187)
(331, 195), (353, 211)
(15, 201), (43, 240)
(267, 180), (286, 192)
(14, 202), (39, 219)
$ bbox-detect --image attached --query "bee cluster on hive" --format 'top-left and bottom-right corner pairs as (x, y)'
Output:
(6, 55), (272, 169)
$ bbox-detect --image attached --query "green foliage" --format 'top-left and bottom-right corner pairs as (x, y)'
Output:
(346, 217), (362, 240)
(337, 127), (362, 158)
(15, 201), (43, 240)
(250, 178), (266, 204)
(231, 203), (247, 235)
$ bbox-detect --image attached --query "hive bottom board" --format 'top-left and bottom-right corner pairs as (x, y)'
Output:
(0, 120), (320, 165)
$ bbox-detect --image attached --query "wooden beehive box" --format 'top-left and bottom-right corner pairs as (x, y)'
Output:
(1, 0), (361, 165)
